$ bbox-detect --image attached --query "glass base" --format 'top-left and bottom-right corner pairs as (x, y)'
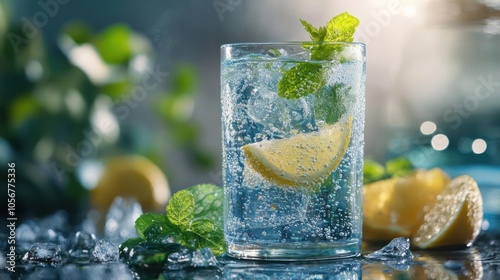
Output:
(226, 240), (361, 261)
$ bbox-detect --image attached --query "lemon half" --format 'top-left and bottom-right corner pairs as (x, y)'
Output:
(412, 175), (483, 249)
(242, 117), (352, 187)
(363, 168), (450, 241)
(91, 155), (171, 212)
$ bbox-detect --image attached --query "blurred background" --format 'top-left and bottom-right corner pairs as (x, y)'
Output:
(1, 0), (499, 225)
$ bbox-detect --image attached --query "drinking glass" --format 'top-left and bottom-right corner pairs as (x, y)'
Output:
(221, 42), (365, 260)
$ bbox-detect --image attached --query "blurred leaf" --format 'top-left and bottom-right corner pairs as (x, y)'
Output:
(9, 95), (40, 128)
(62, 21), (93, 44)
(191, 147), (214, 168)
(386, 157), (414, 178)
(101, 80), (132, 99)
(156, 95), (194, 124)
(94, 24), (132, 64)
(363, 159), (386, 184)
(172, 65), (198, 96)
(171, 123), (198, 145)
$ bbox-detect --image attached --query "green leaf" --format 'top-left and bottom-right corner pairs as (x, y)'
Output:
(325, 12), (360, 43)
(314, 83), (352, 124)
(363, 159), (387, 184)
(277, 63), (325, 99)
(278, 12), (359, 99)
(119, 237), (144, 255)
(166, 190), (195, 230)
(186, 184), (224, 228)
(188, 219), (226, 256)
(94, 24), (132, 64)
(135, 213), (167, 239)
(172, 65), (198, 96)
(62, 21), (93, 44)
(386, 157), (414, 178)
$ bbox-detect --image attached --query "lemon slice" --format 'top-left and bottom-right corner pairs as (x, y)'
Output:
(412, 175), (483, 249)
(363, 168), (450, 241)
(242, 117), (352, 187)
(91, 155), (171, 212)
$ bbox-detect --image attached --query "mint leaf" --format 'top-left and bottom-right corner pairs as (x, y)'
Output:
(363, 159), (387, 184)
(314, 83), (352, 124)
(277, 63), (325, 99)
(166, 190), (195, 230)
(300, 19), (326, 42)
(325, 12), (360, 43)
(188, 219), (226, 255)
(278, 12), (359, 99)
(385, 157), (414, 178)
(187, 184), (224, 228)
(135, 213), (168, 239)
(363, 157), (414, 184)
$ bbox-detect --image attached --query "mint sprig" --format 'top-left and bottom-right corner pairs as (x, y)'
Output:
(363, 157), (415, 184)
(277, 12), (359, 100)
(122, 184), (225, 257)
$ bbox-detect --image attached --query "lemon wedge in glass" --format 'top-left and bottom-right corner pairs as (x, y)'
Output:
(242, 117), (352, 187)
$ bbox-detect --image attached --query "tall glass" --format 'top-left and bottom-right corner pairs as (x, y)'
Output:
(221, 42), (365, 260)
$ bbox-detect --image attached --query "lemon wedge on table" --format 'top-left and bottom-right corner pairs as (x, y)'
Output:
(363, 168), (450, 241)
(91, 155), (171, 212)
(242, 117), (352, 187)
(412, 175), (483, 249)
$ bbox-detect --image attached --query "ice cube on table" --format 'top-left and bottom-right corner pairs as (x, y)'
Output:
(365, 237), (414, 261)
(22, 243), (62, 266)
(191, 248), (217, 268)
(364, 238), (414, 271)
(92, 240), (118, 262)
(104, 197), (143, 245)
(68, 231), (97, 258)
(167, 247), (193, 270)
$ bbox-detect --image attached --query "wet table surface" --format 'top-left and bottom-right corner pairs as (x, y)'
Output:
(6, 232), (500, 279)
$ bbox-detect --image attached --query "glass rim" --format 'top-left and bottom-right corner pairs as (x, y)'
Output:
(220, 41), (365, 49)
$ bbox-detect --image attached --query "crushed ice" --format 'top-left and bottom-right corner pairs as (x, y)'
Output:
(365, 237), (414, 261)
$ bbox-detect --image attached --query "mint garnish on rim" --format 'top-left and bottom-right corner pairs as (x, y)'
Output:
(277, 12), (360, 100)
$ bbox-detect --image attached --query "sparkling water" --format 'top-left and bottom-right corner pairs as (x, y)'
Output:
(221, 43), (365, 260)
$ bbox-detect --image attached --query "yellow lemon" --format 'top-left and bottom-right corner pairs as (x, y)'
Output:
(412, 175), (483, 249)
(91, 155), (170, 212)
(242, 117), (352, 187)
(363, 168), (450, 241)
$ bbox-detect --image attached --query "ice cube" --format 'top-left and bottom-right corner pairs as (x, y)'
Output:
(104, 197), (143, 245)
(246, 91), (314, 138)
(167, 247), (192, 270)
(92, 239), (118, 262)
(365, 237), (414, 261)
(22, 243), (62, 266)
(191, 248), (218, 268)
(68, 231), (97, 258)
